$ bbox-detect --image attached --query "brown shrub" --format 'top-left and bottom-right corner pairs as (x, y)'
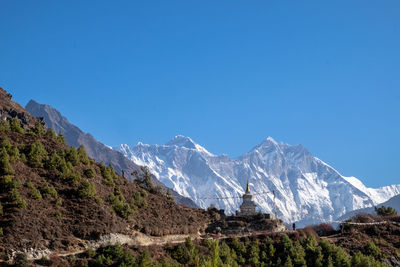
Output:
(288, 231), (300, 241)
(350, 213), (377, 223)
(311, 223), (335, 236)
(299, 226), (319, 239)
(49, 252), (62, 266)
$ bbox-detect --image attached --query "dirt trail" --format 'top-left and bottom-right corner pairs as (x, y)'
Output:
(55, 231), (198, 258)
(18, 227), (288, 261)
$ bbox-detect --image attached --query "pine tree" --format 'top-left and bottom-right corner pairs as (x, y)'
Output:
(78, 180), (97, 198)
(10, 118), (24, 133)
(292, 242), (306, 267)
(9, 146), (20, 162)
(45, 128), (57, 139)
(0, 147), (14, 175)
(77, 145), (90, 165)
(0, 137), (11, 151)
(28, 141), (48, 168)
(32, 122), (44, 136)
(283, 256), (293, 267)
(47, 151), (63, 170)
(211, 240), (220, 267)
(0, 119), (10, 131)
(375, 205), (397, 216)
(57, 133), (66, 145)
(66, 147), (79, 166)
(26, 181), (42, 199)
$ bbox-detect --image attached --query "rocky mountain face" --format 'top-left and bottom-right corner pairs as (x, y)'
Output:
(25, 100), (196, 207)
(0, 89), (40, 129)
(115, 135), (400, 224)
(25, 100), (140, 179)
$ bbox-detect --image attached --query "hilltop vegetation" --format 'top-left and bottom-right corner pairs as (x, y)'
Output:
(0, 88), (211, 262)
(37, 232), (390, 267)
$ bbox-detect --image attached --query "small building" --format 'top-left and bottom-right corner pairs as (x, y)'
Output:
(237, 181), (257, 216)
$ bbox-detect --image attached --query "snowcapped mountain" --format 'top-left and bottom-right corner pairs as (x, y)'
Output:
(114, 135), (400, 224)
(338, 193), (400, 221)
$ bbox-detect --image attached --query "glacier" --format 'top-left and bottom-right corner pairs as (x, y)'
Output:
(114, 135), (400, 224)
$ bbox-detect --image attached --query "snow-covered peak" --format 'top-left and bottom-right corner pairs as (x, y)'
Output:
(135, 141), (150, 147)
(245, 136), (280, 156)
(259, 136), (279, 147)
(165, 135), (197, 149)
(343, 176), (368, 193)
(164, 135), (213, 156)
(114, 136), (400, 225)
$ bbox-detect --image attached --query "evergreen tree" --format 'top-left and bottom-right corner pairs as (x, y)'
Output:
(0, 138), (19, 162)
(0, 147), (14, 175)
(326, 256), (334, 267)
(78, 180), (97, 198)
(45, 128), (57, 139)
(84, 168), (95, 178)
(77, 145), (90, 165)
(247, 241), (260, 266)
(0, 119), (10, 131)
(283, 256), (293, 267)
(42, 182), (58, 198)
(330, 244), (350, 267)
(28, 141), (48, 168)
(57, 133), (66, 144)
(365, 241), (382, 260)
(47, 151), (63, 170)
(262, 237), (276, 261)
(32, 122), (44, 136)
(62, 162), (81, 184)
(211, 240), (220, 267)
(302, 235), (323, 267)
(219, 242), (237, 266)
(138, 250), (153, 267)
(0, 137), (11, 151)
(10, 188), (26, 208)
(375, 205), (397, 216)
(10, 118), (24, 133)
(278, 234), (294, 262)
(65, 147), (79, 166)
(26, 181), (42, 200)
(101, 162), (115, 186)
(9, 146), (20, 162)
(292, 242), (306, 267)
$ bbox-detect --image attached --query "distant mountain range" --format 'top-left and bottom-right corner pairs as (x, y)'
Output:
(339, 193), (400, 221)
(25, 99), (400, 225)
(25, 100), (196, 207)
(114, 136), (400, 225)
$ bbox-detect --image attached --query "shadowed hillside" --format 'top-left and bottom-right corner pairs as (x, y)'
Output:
(0, 89), (211, 262)
(25, 99), (197, 208)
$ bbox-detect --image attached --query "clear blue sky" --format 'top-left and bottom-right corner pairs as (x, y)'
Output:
(1, 1), (399, 188)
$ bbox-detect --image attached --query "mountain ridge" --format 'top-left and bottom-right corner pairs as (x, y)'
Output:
(25, 100), (197, 208)
(115, 135), (400, 225)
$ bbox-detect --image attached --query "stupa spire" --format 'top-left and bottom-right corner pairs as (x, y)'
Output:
(246, 180), (250, 193)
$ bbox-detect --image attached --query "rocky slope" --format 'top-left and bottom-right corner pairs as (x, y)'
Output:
(0, 89), (211, 261)
(115, 135), (400, 224)
(25, 100), (196, 207)
(0, 89), (40, 129)
(25, 100), (143, 180)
